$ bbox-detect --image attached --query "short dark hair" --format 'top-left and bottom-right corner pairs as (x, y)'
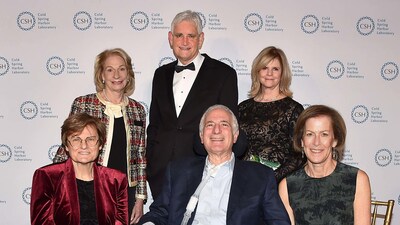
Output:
(61, 113), (106, 149)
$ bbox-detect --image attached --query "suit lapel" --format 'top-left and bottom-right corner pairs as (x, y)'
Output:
(93, 164), (108, 225)
(185, 158), (205, 195)
(179, 54), (211, 117)
(226, 161), (246, 223)
(185, 158), (206, 224)
(64, 159), (80, 224)
(162, 63), (177, 118)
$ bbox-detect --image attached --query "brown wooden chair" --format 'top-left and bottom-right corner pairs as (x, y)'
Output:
(371, 200), (394, 225)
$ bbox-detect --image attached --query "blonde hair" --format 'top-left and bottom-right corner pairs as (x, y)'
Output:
(249, 46), (293, 98)
(94, 48), (135, 96)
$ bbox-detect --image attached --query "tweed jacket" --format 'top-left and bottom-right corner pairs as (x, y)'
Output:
(53, 93), (147, 199)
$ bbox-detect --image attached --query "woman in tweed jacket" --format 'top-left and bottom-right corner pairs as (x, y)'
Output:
(53, 48), (147, 224)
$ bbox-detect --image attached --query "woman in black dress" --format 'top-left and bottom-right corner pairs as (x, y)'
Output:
(238, 46), (305, 182)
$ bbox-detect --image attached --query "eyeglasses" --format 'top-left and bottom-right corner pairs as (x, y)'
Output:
(68, 136), (99, 149)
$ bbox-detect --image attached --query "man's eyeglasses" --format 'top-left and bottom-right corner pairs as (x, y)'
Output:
(68, 136), (99, 149)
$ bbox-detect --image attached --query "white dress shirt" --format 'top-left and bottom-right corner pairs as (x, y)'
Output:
(173, 53), (205, 116)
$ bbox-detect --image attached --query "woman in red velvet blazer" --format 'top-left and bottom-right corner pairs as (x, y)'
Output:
(30, 113), (128, 225)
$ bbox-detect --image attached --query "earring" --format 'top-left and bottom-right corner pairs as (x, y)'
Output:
(301, 147), (305, 158)
(332, 148), (339, 160)
(102, 80), (105, 84)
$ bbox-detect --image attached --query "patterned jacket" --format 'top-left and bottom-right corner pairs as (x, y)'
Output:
(53, 93), (147, 200)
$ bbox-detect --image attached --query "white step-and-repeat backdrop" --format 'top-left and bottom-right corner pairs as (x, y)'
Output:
(1, 1), (399, 224)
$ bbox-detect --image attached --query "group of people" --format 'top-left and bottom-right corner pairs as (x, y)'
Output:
(30, 9), (371, 225)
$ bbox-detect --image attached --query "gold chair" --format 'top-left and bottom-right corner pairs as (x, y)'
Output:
(371, 200), (394, 225)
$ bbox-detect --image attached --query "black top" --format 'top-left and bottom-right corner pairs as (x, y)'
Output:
(238, 97), (305, 181)
(107, 116), (127, 174)
(77, 179), (98, 225)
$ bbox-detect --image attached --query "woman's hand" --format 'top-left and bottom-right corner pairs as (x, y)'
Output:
(130, 198), (144, 224)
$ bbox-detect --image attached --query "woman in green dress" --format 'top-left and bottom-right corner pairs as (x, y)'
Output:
(278, 105), (371, 225)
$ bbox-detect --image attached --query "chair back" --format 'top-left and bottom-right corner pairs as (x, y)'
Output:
(371, 200), (394, 225)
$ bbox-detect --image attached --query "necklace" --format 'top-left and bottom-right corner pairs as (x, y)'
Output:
(304, 161), (336, 178)
(103, 90), (123, 104)
(257, 93), (282, 102)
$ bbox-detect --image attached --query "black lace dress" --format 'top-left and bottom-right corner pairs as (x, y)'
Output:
(238, 97), (305, 182)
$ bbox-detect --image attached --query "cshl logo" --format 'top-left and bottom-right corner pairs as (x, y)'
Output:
(359, 24), (373, 29)
(20, 101), (38, 120)
(158, 56), (175, 67)
(48, 145), (61, 161)
(374, 149), (392, 167)
(0, 56), (10, 76)
(196, 12), (206, 29)
(326, 60), (345, 79)
(356, 16), (375, 36)
(329, 67), (342, 73)
(303, 22), (317, 27)
(244, 13), (263, 33)
(73, 11), (92, 31)
(301, 15), (319, 34)
(17, 11), (36, 31)
(381, 62), (399, 81)
(46, 56), (65, 76)
(133, 18), (146, 24)
(247, 20), (261, 26)
(22, 187), (32, 205)
(0, 144), (12, 163)
(351, 105), (369, 124)
(76, 18), (89, 24)
(20, 18), (33, 24)
(130, 11), (149, 31)
(219, 58), (234, 68)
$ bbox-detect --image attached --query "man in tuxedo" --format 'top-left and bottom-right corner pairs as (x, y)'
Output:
(139, 105), (290, 225)
(146, 10), (238, 199)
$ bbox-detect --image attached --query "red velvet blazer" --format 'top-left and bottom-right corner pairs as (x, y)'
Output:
(30, 158), (128, 225)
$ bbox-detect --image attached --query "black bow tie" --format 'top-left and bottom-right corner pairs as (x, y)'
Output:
(175, 62), (195, 73)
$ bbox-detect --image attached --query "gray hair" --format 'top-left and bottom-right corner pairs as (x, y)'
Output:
(199, 104), (239, 135)
(171, 10), (203, 34)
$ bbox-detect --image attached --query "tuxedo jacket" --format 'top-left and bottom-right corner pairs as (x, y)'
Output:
(146, 54), (238, 198)
(139, 156), (290, 225)
(30, 158), (128, 225)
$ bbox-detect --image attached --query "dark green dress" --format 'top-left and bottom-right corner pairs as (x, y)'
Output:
(287, 162), (358, 225)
